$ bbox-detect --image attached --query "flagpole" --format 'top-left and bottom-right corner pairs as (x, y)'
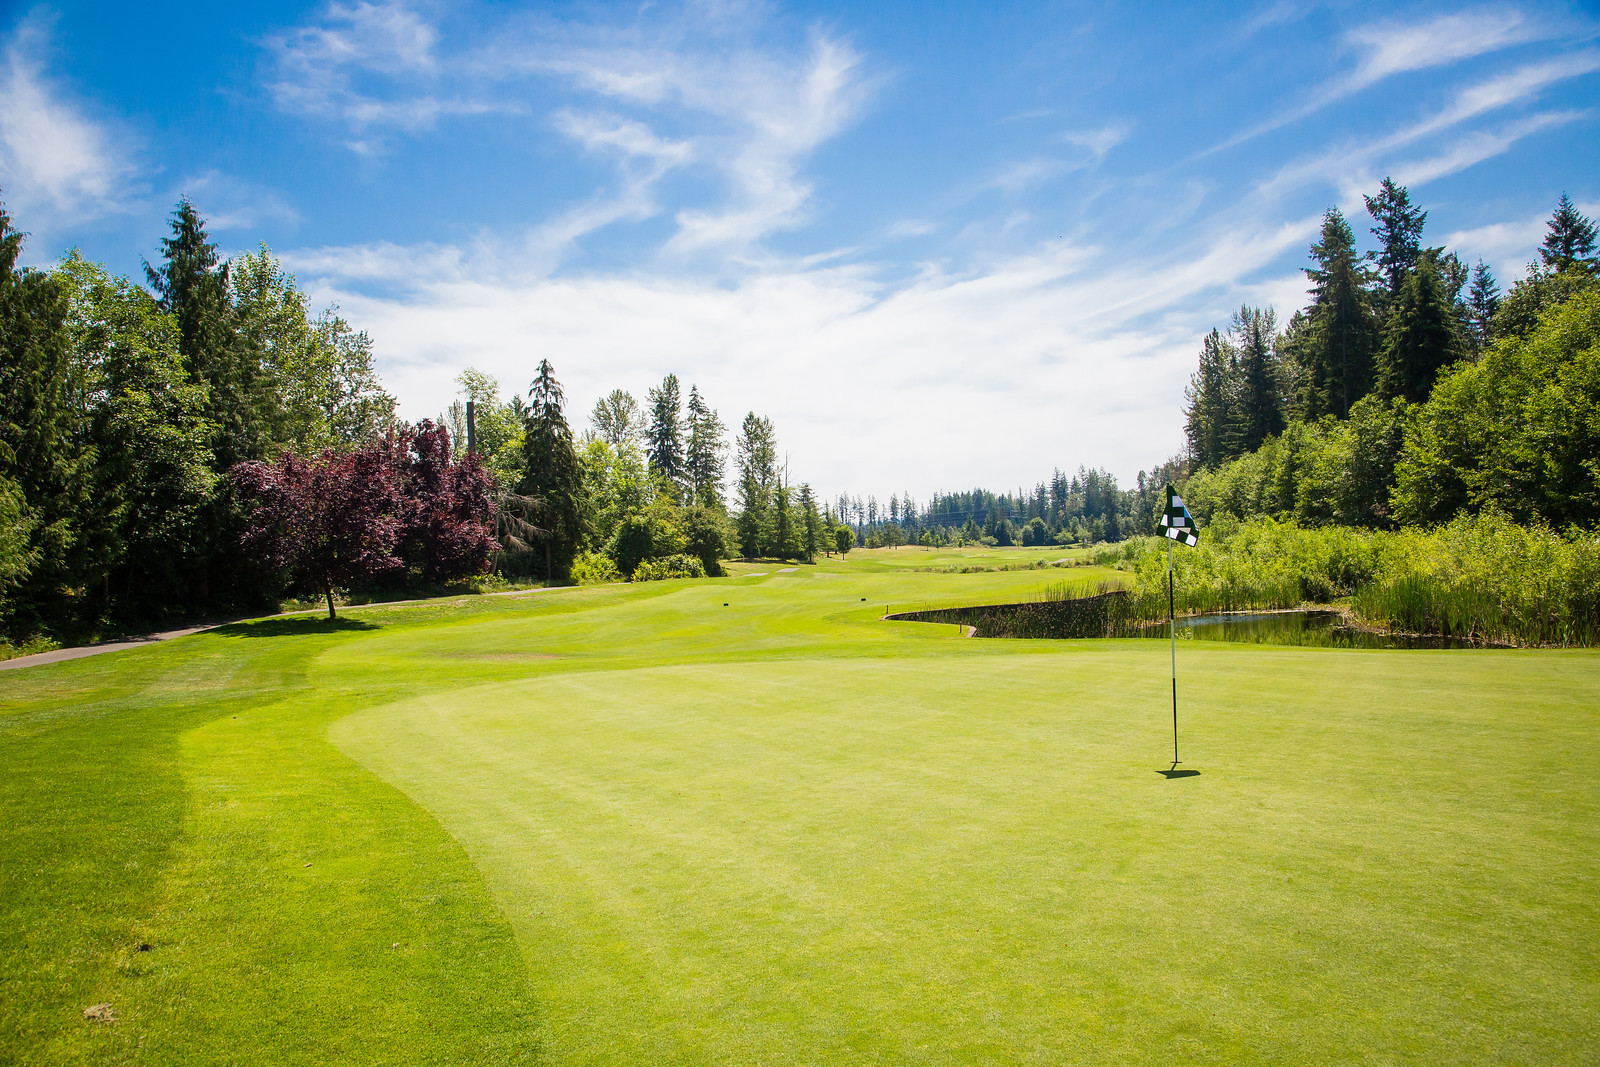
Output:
(1169, 536), (1178, 767)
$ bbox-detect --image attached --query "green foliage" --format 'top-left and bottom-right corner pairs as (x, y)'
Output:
(1393, 291), (1600, 528)
(682, 504), (730, 576)
(834, 525), (853, 555)
(0, 475), (36, 591)
(0, 207), (91, 637)
(57, 253), (217, 621)
(1353, 511), (1600, 647)
(1364, 177), (1427, 304)
(1539, 193), (1599, 273)
(1298, 207), (1379, 417)
(645, 373), (685, 494)
(1378, 253), (1467, 404)
(684, 385), (726, 508)
(630, 553), (706, 581)
(518, 360), (586, 580)
(1110, 514), (1599, 647)
(570, 550), (621, 584)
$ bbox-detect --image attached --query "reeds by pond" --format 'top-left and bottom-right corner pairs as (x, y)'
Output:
(1099, 512), (1600, 647)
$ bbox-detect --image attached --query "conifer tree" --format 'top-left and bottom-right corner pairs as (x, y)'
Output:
(734, 413), (776, 558)
(684, 385), (726, 508)
(519, 360), (586, 580)
(1183, 328), (1238, 467)
(1379, 254), (1465, 404)
(1467, 260), (1501, 359)
(146, 199), (269, 470)
(1300, 207), (1378, 417)
(1539, 194), (1598, 273)
(799, 484), (819, 562)
(1365, 178), (1427, 309)
(1232, 306), (1284, 453)
(645, 373), (685, 493)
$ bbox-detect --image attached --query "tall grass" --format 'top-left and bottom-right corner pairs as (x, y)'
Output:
(1103, 513), (1600, 647)
(1353, 515), (1600, 647)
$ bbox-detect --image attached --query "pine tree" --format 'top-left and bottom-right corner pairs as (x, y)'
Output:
(1365, 178), (1427, 308)
(519, 360), (586, 580)
(1183, 329), (1238, 467)
(684, 385), (726, 508)
(1232, 306), (1284, 453)
(645, 373), (684, 493)
(1300, 208), (1378, 417)
(799, 484), (819, 562)
(734, 413), (776, 558)
(146, 199), (269, 471)
(1466, 260), (1500, 359)
(1539, 194), (1598, 273)
(1379, 254), (1465, 404)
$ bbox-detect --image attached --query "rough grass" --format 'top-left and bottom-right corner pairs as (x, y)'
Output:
(2, 548), (1597, 1064)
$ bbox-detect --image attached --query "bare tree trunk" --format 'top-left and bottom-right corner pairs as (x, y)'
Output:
(324, 579), (337, 620)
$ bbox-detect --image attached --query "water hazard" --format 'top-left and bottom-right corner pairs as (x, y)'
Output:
(1136, 610), (1490, 650)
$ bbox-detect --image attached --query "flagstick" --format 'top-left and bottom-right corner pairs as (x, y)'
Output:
(1169, 536), (1179, 768)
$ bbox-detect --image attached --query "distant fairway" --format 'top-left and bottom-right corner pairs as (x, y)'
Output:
(3, 549), (1597, 1064)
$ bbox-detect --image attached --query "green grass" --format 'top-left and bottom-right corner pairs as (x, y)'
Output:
(3, 549), (1597, 1064)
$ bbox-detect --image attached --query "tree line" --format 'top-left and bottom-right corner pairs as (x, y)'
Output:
(0, 197), (440, 637)
(1178, 181), (1598, 532)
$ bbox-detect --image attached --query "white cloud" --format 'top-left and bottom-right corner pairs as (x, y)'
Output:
(286, 200), (1313, 497)
(1058, 123), (1131, 161)
(1208, 9), (1555, 154)
(0, 14), (135, 227)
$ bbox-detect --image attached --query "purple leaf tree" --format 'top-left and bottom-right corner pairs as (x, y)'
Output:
(232, 447), (404, 619)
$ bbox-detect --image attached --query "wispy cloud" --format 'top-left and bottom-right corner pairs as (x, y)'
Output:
(1207, 9), (1553, 155)
(1058, 123), (1131, 161)
(0, 13), (136, 227)
(267, 0), (506, 152)
(1256, 53), (1598, 201)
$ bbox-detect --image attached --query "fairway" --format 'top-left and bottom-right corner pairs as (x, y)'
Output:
(4, 553), (1598, 1064)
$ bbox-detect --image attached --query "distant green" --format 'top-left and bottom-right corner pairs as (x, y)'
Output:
(3, 548), (1596, 1064)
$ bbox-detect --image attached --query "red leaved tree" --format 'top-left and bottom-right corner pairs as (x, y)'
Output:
(231, 447), (404, 619)
(389, 421), (497, 582)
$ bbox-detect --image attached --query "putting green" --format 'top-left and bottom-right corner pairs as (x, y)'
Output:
(3, 551), (1598, 1064)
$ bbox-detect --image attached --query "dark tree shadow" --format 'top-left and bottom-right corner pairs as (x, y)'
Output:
(1159, 768), (1201, 779)
(213, 616), (380, 639)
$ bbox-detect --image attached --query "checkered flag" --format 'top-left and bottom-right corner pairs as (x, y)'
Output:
(1159, 484), (1199, 547)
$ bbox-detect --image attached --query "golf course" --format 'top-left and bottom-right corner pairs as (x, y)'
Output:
(3, 546), (1596, 1065)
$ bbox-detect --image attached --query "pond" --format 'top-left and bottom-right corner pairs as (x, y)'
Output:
(1135, 610), (1493, 650)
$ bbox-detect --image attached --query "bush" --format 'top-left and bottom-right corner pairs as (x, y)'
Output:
(570, 551), (621, 584)
(631, 554), (706, 582)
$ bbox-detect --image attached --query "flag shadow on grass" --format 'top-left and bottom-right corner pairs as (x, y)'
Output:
(1159, 769), (1201, 779)
(214, 616), (380, 639)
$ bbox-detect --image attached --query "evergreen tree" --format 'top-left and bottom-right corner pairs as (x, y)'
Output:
(1232, 306), (1284, 453)
(734, 413), (776, 558)
(799, 483), (819, 562)
(519, 360), (586, 580)
(1365, 177), (1427, 308)
(590, 389), (641, 447)
(146, 199), (270, 471)
(1183, 329), (1238, 467)
(1466, 260), (1501, 359)
(1300, 207), (1378, 418)
(1539, 194), (1598, 273)
(684, 385), (726, 508)
(645, 373), (685, 493)
(0, 204), (90, 635)
(773, 481), (793, 559)
(1379, 253), (1465, 404)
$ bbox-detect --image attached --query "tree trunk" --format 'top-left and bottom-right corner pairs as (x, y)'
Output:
(545, 542), (552, 583)
(324, 579), (337, 620)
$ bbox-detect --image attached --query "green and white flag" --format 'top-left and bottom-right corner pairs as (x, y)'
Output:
(1159, 484), (1199, 547)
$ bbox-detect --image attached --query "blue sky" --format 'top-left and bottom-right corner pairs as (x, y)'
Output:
(2, 1), (1596, 501)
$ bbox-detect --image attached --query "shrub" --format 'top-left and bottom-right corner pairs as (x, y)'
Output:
(570, 551), (621, 584)
(631, 554), (706, 582)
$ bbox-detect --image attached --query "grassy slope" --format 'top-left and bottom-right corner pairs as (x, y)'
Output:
(3, 548), (1597, 1064)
